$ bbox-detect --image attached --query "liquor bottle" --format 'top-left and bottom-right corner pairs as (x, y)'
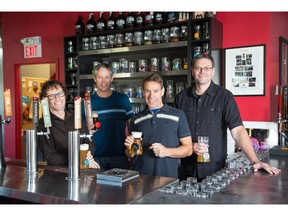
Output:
(154, 12), (165, 25)
(144, 11), (154, 26)
(86, 13), (96, 34)
(135, 12), (144, 27)
(107, 12), (116, 31)
(96, 11), (106, 32)
(75, 16), (85, 35)
(126, 12), (136, 28)
(116, 12), (126, 30)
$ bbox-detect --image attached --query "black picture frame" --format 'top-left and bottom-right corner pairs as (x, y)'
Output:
(224, 44), (266, 96)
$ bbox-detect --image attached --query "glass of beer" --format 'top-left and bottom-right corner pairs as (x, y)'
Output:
(197, 136), (210, 163)
(129, 131), (143, 155)
(80, 144), (89, 169)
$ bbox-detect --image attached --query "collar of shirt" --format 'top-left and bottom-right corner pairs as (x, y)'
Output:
(191, 81), (216, 98)
(143, 104), (169, 114)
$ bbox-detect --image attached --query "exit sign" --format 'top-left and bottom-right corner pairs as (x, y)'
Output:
(24, 44), (42, 58)
(21, 36), (42, 58)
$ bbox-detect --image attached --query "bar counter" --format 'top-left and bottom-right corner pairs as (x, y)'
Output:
(0, 153), (288, 204)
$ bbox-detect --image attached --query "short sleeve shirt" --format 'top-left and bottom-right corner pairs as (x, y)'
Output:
(174, 81), (243, 179)
(129, 104), (191, 178)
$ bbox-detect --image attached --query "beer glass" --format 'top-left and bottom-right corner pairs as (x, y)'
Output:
(129, 131), (143, 155)
(197, 136), (210, 163)
(80, 144), (89, 169)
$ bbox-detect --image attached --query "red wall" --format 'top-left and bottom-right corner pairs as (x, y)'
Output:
(1, 12), (288, 158)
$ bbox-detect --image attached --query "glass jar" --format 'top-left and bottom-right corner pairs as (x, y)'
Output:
(135, 85), (143, 98)
(111, 61), (119, 74)
(176, 82), (184, 95)
(203, 22), (210, 39)
(172, 58), (182, 70)
(129, 62), (137, 73)
(161, 57), (170, 71)
(119, 58), (129, 73)
(194, 25), (201, 40)
(170, 26), (180, 42)
(125, 32), (134, 47)
(150, 57), (159, 72)
(183, 58), (189, 70)
(99, 35), (107, 49)
(134, 31), (144, 46)
(161, 28), (170, 43)
(90, 36), (98, 50)
(107, 34), (116, 48)
(166, 80), (174, 98)
(194, 46), (203, 58)
(202, 43), (210, 54)
(82, 37), (89, 51)
(144, 30), (153, 45)
(153, 29), (161, 44)
(115, 33), (124, 47)
(67, 41), (74, 53)
(138, 59), (147, 72)
(180, 25), (188, 41)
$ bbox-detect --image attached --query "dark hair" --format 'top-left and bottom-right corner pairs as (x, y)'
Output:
(93, 63), (112, 77)
(143, 73), (164, 89)
(39, 80), (68, 99)
(192, 54), (215, 68)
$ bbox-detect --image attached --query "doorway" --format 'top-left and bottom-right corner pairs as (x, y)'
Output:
(16, 63), (56, 159)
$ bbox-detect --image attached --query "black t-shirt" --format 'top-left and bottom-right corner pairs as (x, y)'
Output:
(174, 81), (243, 179)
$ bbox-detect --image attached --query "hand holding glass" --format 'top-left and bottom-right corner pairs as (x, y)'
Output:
(197, 136), (210, 163)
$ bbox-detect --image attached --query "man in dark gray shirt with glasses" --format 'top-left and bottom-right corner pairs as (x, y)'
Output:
(174, 54), (281, 181)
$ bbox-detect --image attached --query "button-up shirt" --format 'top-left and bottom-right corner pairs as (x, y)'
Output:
(174, 81), (243, 179)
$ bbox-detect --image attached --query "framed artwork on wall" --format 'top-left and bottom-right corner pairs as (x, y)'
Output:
(224, 44), (265, 96)
(280, 36), (288, 87)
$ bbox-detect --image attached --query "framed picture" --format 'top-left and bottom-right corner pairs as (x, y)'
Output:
(224, 44), (265, 96)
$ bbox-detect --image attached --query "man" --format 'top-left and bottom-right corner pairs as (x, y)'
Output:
(87, 63), (133, 170)
(124, 73), (193, 178)
(174, 54), (281, 181)
(37, 80), (99, 168)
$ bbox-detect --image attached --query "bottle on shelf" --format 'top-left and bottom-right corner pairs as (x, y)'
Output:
(144, 12), (154, 26)
(135, 12), (144, 27)
(116, 12), (126, 30)
(86, 13), (96, 34)
(75, 16), (85, 35)
(96, 11), (106, 32)
(126, 11), (136, 29)
(107, 12), (116, 31)
(154, 12), (165, 25)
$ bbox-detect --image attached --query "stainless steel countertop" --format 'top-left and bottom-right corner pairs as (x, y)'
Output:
(0, 159), (178, 204)
(1, 153), (287, 204)
(132, 154), (288, 204)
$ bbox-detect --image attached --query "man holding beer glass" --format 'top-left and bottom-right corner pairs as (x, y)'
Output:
(174, 54), (281, 181)
(124, 73), (193, 178)
(37, 80), (100, 169)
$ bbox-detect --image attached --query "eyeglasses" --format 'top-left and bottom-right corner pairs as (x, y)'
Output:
(47, 91), (65, 100)
(194, 66), (213, 72)
(143, 89), (162, 95)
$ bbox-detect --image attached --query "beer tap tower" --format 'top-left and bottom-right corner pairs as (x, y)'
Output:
(0, 89), (12, 169)
(270, 85), (288, 156)
(66, 93), (100, 181)
(25, 97), (51, 174)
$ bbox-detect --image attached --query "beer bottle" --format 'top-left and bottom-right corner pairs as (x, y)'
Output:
(86, 13), (96, 34)
(126, 11), (135, 28)
(135, 12), (144, 27)
(144, 11), (154, 26)
(96, 11), (106, 32)
(116, 12), (126, 30)
(154, 12), (165, 25)
(75, 16), (85, 35)
(107, 12), (116, 31)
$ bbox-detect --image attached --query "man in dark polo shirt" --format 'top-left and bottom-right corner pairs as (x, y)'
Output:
(174, 54), (281, 181)
(124, 73), (193, 179)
